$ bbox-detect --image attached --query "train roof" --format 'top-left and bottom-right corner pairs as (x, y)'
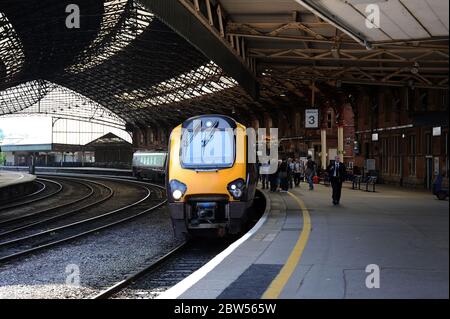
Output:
(181, 114), (243, 129)
(133, 150), (167, 155)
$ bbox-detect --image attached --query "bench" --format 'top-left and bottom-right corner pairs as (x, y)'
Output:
(365, 176), (377, 192)
(352, 175), (362, 190)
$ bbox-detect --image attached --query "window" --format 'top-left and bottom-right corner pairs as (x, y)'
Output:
(446, 132), (449, 177)
(364, 99), (370, 125)
(441, 90), (449, 111)
(382, 138), (389, 174)
(384, 94), (391, 122)
(133, 153), (166, 168)
(420, 91), (428, 111)
(295, 112), (301, 133)
(392, 136), (400, 175)
(425, 133), (432, 155)
(327, 111), (333, 129)
(408, 135), (416, 176)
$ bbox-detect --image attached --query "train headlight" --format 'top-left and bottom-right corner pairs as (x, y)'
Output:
(172, 190), (183, 200)
(169, 179), (187, 201)
(227, 179), (245, 200)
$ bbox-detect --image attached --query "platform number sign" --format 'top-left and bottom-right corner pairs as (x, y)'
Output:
(305, 109), (319, 128)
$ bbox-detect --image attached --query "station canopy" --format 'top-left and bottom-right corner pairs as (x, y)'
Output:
(0, 0), (448, 128)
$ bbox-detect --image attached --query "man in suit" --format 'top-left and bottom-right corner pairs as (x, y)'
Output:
(327, 155), (347, 205)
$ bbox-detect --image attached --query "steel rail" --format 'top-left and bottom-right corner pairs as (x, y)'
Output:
(92, 242), (188, 299)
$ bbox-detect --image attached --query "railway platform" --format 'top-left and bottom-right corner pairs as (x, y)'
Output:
(0, 171), (37, 201)
(160, 183), (449, 299)
(0, 166), (132, 177)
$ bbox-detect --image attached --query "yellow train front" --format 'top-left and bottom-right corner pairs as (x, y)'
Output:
(166, 115), (257, 238)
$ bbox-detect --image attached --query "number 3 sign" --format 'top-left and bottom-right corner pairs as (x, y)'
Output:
(305, 109), (319, 128)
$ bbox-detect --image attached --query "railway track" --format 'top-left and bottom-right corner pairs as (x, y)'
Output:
(93, 191), (266, 299)
(0, 175), (166, 264)
(93, 239), (234, 299)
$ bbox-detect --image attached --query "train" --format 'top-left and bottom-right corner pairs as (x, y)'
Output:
(166, 115), (258, 238)
(132, 150), (167, 184)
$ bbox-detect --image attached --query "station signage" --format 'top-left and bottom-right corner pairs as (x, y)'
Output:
(372, 133), (379, 141)
(433, 127), (441, 136)
(305, 109), (319, 128)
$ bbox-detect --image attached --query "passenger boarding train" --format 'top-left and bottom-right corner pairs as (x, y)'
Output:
(166, 115), (257, 238)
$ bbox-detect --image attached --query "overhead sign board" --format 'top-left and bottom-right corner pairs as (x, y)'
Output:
(433, 127), (441, 136)
(305, 109), (319, 128)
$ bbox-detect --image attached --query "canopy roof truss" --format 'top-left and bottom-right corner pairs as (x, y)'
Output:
(0, 0), (448, 129)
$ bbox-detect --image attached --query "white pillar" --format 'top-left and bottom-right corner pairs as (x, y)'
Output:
(338, 126), (344, 157)
(321, 129), (327, 169)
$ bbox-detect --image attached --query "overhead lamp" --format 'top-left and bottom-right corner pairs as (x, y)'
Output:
(331, 45), (340, 59)
(411, 62), (420, 75)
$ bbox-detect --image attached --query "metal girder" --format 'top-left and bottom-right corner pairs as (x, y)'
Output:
(225, 16), (448, 90)
(261, 64), (449, 90)
(139, 0), (259, 99)
(293, 0), (372, 48)
(249, 48), (449, 65)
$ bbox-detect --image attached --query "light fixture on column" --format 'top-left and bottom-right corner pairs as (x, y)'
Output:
(331, 45), (340, 59)
(411, 62), (420, 75)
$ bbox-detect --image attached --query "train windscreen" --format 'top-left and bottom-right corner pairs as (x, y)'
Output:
(180, 125), (235, 169)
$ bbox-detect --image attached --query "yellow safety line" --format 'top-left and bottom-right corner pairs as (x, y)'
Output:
(262, 192), (312, 299)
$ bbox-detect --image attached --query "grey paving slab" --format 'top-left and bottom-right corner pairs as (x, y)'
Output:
(286, 264), (346, 299)
(255, 230), (299, 265)
(217, 264), (282, 299)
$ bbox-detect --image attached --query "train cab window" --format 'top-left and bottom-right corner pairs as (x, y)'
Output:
(180, 120), (235, 169)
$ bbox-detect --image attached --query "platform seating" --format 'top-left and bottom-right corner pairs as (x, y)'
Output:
(365, 176), (378, 192)
(352, 175), (363, 190)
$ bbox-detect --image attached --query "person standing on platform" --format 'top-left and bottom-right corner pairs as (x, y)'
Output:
(260, 162), (270, 189)
(269, 161), (280, 192)
(293, 158), (302, 187)
(305, 156), (316, 190)
(327, 155), (347, 205)
(288, 158), (295, 189)
(279, 159), (289, 192)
